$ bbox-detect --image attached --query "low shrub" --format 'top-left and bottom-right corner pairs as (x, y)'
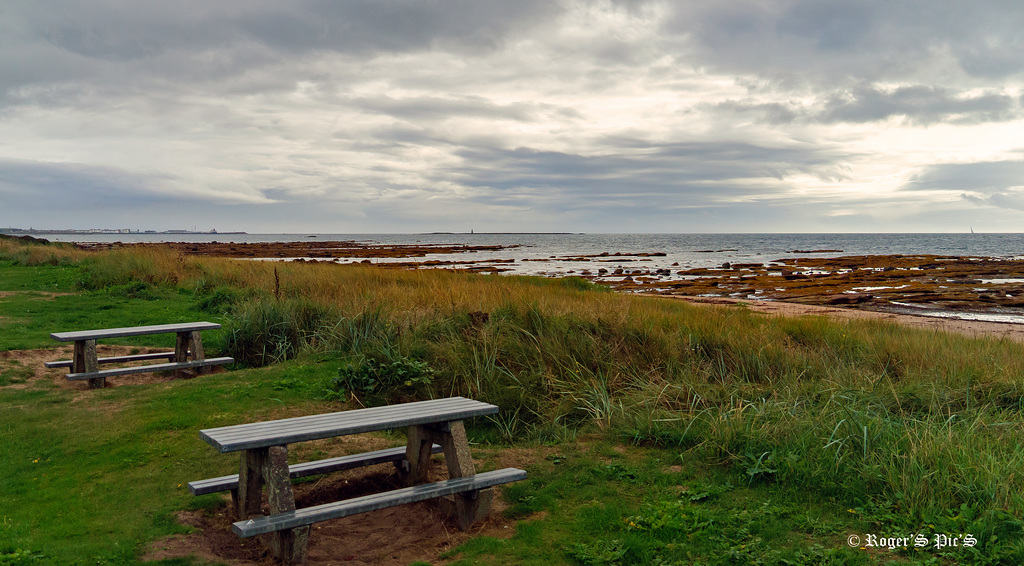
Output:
(326, 356), (435, 403)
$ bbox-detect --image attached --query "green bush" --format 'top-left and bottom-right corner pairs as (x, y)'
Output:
(326, 356), (434, 403)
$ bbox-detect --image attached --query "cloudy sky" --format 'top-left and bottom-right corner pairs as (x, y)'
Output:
(2, 1), (1023, 233)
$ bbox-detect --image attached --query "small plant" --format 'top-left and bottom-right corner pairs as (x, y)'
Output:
(326, 356), (434, 402)
(742, 451), (778, 485)
(626, 500), (713, 535)
(566, 539), (627, 566)
(0, 548), (45, 565)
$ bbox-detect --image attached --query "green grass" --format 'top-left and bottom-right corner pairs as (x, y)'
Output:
(0, 263), (228, 351)
(1, 238), (1023, 565)
(0, 360), (336, 564)
(0, 360), (33, 386)
(449, 444), (869, 565)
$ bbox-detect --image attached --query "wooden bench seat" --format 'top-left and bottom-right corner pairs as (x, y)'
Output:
(65, 357), (234, 381)
(232, 467), (527, 537)
(188, 444), (443, 496)
(45, 351), (184, 369)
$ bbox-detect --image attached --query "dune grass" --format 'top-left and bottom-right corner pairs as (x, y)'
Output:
(1, 238), (1023, 564)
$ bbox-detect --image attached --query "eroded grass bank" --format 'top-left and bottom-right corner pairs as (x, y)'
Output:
(2, 238), (1023, 564)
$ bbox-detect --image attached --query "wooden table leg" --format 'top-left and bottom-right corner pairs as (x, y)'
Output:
(403, 425), (435, 486)
(174, 331), (190, 379)
(264, 445), (309, 564)
(425, 420), (494, 530)
(73, 339), (101, 389)
(188, 330), (208, 374)
(236, 448), (267, 518)
(235, 446), (309, 563)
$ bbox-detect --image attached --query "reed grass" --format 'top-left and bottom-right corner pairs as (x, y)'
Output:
(0, 236), (86, 266)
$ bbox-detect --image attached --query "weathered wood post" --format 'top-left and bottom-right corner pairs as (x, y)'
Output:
(236, 448), (267, 518)
(72, 339), (101, 389)
(403, 425), (436, 486)
(174, 331), (191, 378)
(430, 420), (493, 530)
(188, 330), (207, 374)
(263, 445), (309, 564)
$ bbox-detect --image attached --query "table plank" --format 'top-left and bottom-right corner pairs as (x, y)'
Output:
(200, 397), (498, 452)
(51, 322), (221, 342)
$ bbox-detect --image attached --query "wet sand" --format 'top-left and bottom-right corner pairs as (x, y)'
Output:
(667, 296), (1024, 343)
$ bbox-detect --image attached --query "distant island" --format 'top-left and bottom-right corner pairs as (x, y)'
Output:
(0, 228), (246, 235)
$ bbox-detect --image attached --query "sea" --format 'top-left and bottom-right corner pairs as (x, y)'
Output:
(39, 232), (1024, 275)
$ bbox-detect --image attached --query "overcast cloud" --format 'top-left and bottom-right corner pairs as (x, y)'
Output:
(1, 0), (1023, 233)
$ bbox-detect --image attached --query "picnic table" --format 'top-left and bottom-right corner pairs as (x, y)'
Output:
(47, 322), (232, 389)
(190, 396), (526, 564)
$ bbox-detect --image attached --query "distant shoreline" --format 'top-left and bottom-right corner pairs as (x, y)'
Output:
(0, 229), (247, 235)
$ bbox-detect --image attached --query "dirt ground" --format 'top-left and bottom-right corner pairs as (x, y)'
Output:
(145, 464), (528, 565)
(0, 344), (221, 391)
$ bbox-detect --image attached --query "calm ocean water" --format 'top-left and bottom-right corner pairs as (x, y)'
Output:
(43, 232), (1024, 274)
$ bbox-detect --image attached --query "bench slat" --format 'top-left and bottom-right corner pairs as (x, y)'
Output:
(200, 397), (498, 452)
(65, 357), (233, 381)
(45, 351), (182, 369)
(233, 468), (527, 537)
(188, 444), (443, 495)
(51, 322), (221, 342)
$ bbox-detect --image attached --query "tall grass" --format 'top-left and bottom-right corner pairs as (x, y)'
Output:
(0, 236), (86, 266)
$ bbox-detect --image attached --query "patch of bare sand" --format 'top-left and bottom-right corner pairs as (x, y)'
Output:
(0, 290), (76, 300)
(0, 345), (227, 392)
(667, 296), (1024, 343)
(145, 460), (530, 565)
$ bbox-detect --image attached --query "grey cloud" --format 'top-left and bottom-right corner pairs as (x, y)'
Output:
(234, 1), (560, 56)
(350, 95), (564, 122)
(7, 1), (558, 64)
(0, 158), (172, 205)
(774, 2), (874, 52)
(0, 0), (563, 108)
(717, 86), (1019, 125)
(31, 1), (556, 58)
(960, 191), (1024, 211)
(446, 141), (850, 211)
(819, 86), (1018, 125)
(3, 1), (1024, 234)
(905, 161), (1024, 193)
(0, 159), (267, 210)
(666, 1), (1024, 83)
(712, 100), (802, 124)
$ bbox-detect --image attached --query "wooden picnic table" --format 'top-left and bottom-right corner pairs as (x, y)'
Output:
(194, 396), (525, 564)
(48, 322), (232, 389)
